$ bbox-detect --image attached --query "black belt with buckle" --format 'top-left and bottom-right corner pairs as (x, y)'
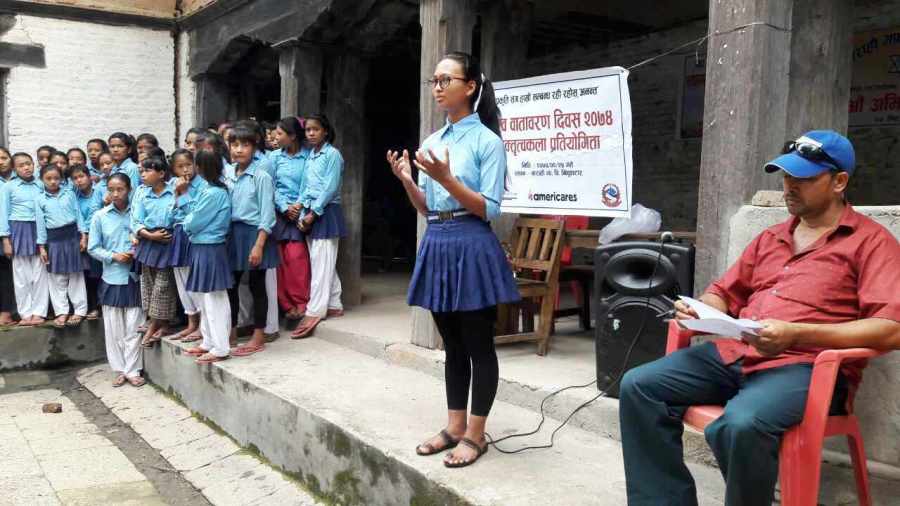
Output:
(427, 210), (471, 222)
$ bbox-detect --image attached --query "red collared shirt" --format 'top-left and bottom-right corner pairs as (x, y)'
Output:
(706, 205), (900, 385)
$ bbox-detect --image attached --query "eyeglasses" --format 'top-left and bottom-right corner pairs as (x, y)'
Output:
(781, 140), (843, 171)
(424, 75), (468, 90)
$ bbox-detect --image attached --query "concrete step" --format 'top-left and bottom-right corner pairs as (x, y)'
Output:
(307, 322), (900, 505)
(144, 335), (727, 505)
(0, 319), (106, 373)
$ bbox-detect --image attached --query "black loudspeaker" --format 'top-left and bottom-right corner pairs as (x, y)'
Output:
(593, 239), (695, 397)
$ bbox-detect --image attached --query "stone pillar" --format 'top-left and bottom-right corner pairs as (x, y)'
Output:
(278, 43), (324, 117)
(694, 0), (852, 293)
(480, 0), (533, 244)
(324, 51), (369, 307)
(411, 0), (477, 349)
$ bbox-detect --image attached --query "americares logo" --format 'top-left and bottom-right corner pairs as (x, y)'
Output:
(527, 191), (578, 202)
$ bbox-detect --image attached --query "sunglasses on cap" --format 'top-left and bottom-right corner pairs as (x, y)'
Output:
(781, 140), (844, 172)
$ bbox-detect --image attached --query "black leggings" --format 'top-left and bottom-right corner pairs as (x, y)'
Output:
(228, 270), (267, 329)
(85, 275), (100, 312)
(431, 306), (499, 417)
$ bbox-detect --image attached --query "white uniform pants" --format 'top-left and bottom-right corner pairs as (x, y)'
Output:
(306, 238), (342, 318)
(193, 290), (231, 357)
(102, 305), (144, 378)
(49, 271), (87, 317)
(13, 255), (48, 318)
(237, 268), (278, 333)
(173, 266), (199, 315)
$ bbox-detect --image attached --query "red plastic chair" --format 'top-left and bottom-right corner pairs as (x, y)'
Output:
(666, 320), (881, 506)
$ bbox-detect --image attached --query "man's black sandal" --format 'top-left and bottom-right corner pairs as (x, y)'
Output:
(416, 429), (459, 456)
(443, 437), (488, 468)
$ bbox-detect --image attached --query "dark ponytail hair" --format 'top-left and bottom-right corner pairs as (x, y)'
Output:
(442, 52), (501, 138)
(194, 150), (226, 188)
(305, 114), (335, 144)
(276, 116), (304, 149)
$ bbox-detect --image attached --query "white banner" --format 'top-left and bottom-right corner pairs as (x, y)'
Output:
(495, 66), (633, 217)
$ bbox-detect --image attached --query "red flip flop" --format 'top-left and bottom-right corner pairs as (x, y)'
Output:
(231, 344), (265, 357)
(195, 353), (229, 364)
(183, 346), (208, 356)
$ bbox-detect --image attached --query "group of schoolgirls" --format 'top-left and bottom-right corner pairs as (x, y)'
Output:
(0, 114), (346, 387)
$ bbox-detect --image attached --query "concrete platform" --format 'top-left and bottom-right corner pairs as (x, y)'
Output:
(144, 335), (727, 505)
(0, 319), (106, 373)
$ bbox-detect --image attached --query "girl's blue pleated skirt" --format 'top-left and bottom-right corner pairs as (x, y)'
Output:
(273, 213), (305, 242)
(98, 278), (141, 308)
(226, 222), (280, 271)
(135, 231), (173, 269)
(10, 221), (37, 257)
(407, 215), (521, 313)
(186, 243), (232, 293)
(308, 204), (347, 240)
(46, 223), (83, 274)
(83, 255), (102, 278)
(169, 225), (192, 268)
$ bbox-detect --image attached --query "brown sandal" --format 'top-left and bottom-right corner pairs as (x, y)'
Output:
(195, 352), (229, 364)
(443, 438), (488, 468)
(416, 429), (460, 456)
(127, 376), (146, 388)
(112, 375), (127, 388)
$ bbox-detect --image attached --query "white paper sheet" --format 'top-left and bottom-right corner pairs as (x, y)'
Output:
(676, 296), (764, 339)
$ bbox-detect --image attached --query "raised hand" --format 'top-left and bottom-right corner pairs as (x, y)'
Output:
(387, 149), (414, 185)
(413, 148), (451, 185)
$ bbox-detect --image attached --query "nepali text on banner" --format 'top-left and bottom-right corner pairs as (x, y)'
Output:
(494, 66), (633, 218)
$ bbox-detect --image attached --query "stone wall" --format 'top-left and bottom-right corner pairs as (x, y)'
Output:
(729, 204), (900, 468)
(1, 14), (177, 155)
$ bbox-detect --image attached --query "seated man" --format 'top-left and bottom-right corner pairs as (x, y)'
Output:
(619, 130), (900, 506)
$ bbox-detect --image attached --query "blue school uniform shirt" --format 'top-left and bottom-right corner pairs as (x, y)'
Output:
(171, 176), (205, 226)
(418, 112), (507, 220)
(0, 177), (44, 236)
(88, 204), (134, 285)
(131, 185), (175, 234)
(299, 143), (342, 216)
(75, 187), (104, 230)
(0, 173), (17, 185)
(179, 183), (231, 244)
(35, 189), (86, 244)
(268, 148), (308, 213)
(111, 158), (141, 194)
(223, 160), (276, 234)
(86, 160), (103, 179)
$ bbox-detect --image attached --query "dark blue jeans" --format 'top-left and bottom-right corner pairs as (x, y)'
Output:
(619, 342), (845, 506)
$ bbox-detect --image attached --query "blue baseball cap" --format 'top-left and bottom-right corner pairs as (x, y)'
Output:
(764, 130), (855, 178)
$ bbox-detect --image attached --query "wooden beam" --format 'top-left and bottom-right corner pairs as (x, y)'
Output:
(278, 43), (323, 117)
(0, 0), (173, 30)
(694, 0), (793, 294)
(325, 51), (369, 307)
(0, 42), (44, 69)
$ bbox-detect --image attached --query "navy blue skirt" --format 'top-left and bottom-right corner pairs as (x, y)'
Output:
(135, 232), (173, 269)
(83, 255), (102, 278)
(407, 216), (521, 313)
(186, 243), (232, 293)
(98, 279), (141, 308)
(46, 224), (83, 274)
(226, 222), (280, 271)
(10, 221), (37, 257)
(273, 213), (305, 242)
(170, 225), (192, 268)
(308, 204), (347, 240)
